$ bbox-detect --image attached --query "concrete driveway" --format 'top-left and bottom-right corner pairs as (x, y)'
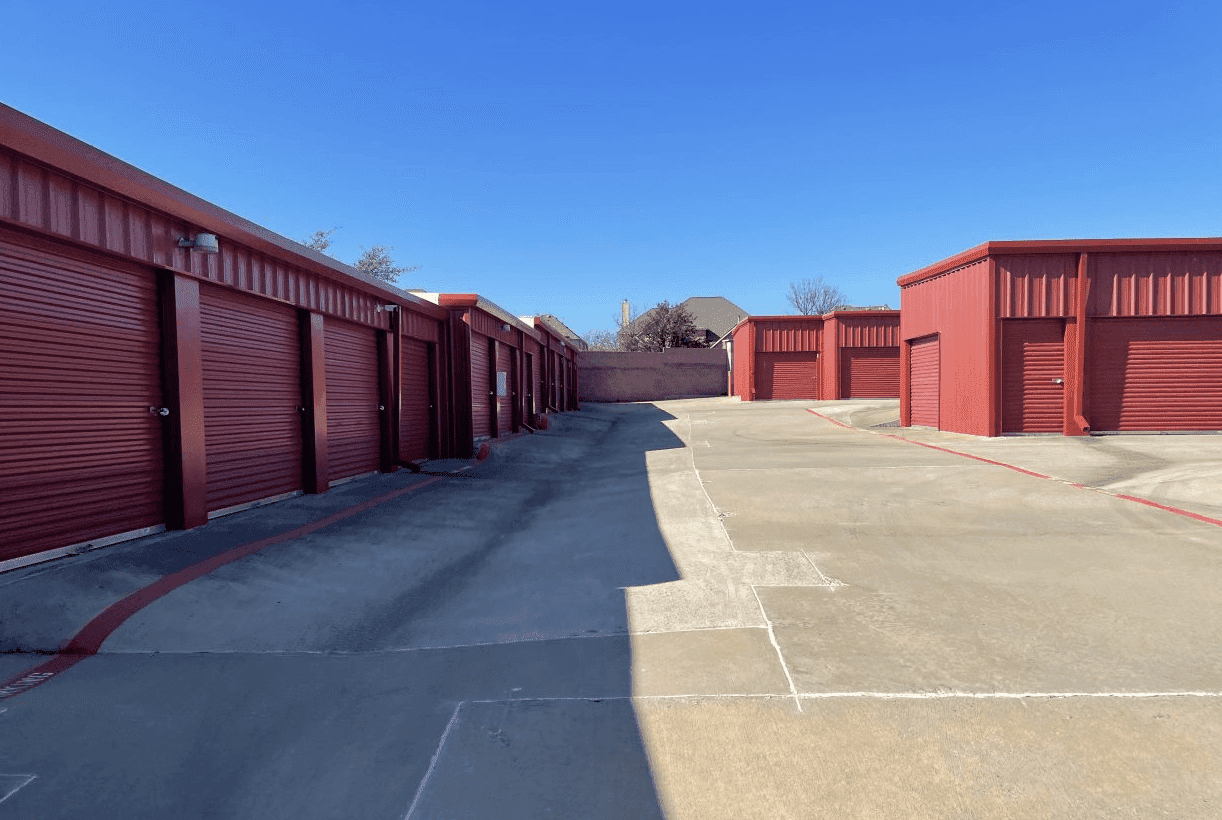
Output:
(1, 398), (1221, 818)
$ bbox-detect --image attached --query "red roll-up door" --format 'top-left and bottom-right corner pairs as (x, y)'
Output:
(841, 347), (900, 398)
(756, 352), (819, 400)
(325, 318), (381, 480)
(400, 337), (432, 462)
(1088, 317), (1222, 431)
(1001, 319), (1065, 433)
(0, 236), (164, 561)
(909, 336), (939, 428)
(471, 333), (492, 438)
(199, 285), (303, 513)
(496, 341), (512, 436)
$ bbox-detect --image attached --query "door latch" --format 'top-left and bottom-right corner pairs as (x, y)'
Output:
(1052, 378), (1064, 385)
(150, 406), (170, 417)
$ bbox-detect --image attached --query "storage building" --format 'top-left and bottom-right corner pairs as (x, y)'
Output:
(0, 105), (450, 569)
(898, 239), (1222, 435)
(729, 311), (900, 401)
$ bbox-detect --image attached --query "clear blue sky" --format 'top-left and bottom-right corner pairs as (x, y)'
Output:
(4, 0), (1220, 335)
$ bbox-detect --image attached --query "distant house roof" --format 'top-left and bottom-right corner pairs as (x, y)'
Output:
(629, 296), (751, 345)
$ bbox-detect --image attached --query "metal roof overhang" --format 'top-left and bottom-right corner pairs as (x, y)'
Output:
(0, 103), (447, 321)
(897, 238), (1222, 289)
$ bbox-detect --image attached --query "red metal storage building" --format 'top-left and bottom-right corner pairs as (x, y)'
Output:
(729, 311), (900, 401)
(898, 239), (1222, 436)
(0, 104), (451, 570)
(424, 295), (578, 456)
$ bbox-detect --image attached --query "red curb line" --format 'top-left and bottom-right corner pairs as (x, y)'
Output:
(0, 475), (443, 701)
(804, 409), (1222, 529)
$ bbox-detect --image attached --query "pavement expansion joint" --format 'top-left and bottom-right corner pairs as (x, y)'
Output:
(799, 550), (847, 588)
(402, 701), (462, 820)
(750, 586), (803, 713)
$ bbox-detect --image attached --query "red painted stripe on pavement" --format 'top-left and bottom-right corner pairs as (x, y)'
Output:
(0, 476), (443, 701)
(805, 409), (1222, 529)
(1112, 493), (1222, 528)
(805, 409), (853, 429)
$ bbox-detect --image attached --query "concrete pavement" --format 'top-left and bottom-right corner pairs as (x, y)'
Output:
(1, 398), (1221, 817)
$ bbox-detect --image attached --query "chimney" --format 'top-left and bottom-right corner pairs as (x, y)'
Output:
(621, 299), (630, 327)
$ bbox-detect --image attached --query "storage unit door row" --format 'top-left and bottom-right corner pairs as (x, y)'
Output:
(0, 233), (439, 562)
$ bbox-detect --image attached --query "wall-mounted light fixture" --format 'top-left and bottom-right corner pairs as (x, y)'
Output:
(178, 233), (219, 254)
(501, 323), (511, 332)
(376, 304), (398, 313)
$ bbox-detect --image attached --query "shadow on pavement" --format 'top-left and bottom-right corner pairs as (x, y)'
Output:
(0, 402), (687, 820)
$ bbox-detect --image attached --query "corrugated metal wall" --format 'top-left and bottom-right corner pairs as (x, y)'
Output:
(0, 233), (165, 560)
(900, 260), (992, 435)
(731, 323), (751, 398)
(755, 320), (821, 352)
(0, 147), (394, 332)
(1087, 252), (1222, 317)
(997, 254), (1077, 319)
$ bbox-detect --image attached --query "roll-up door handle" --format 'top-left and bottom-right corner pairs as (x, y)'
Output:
(379, 405), (386, 411)
(1052, 378), (1064, 385)
(150, 406), (170, 417)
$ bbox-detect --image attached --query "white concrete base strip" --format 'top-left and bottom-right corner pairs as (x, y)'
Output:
(402, 702), (463, 820)
(751, 586), (802, 713)
(0, 775), (35, 804)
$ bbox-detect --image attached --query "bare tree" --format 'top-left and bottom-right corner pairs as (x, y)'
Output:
(583, 329), (621, 351)
(302, 228), (337, 253)
(354, 244), (422, 285)
(787, 276), (848, 315)
(618, 300), (707, 351)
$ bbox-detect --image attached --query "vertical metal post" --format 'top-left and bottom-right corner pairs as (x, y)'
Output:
(298, 311), (328, 493)
(159, 272), (208, 529)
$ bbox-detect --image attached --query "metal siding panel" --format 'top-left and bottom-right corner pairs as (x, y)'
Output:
(1088, 317), (1222, 431)
(909, 336), (940, 428)
(1001, 320), (1065, 433)
(400, 338), (432, 461)
(1089, 252), (1222, 317)
(199, 285), (303, 512)
(997, 255), (1076, 319)
(15, 159), (44, 228)
(470, 332), (492, 436)
(841, 347), (900, 398)
(756, 352), (819, 400)
(0, 236), (164, 559)
(324, 318), (381, 479)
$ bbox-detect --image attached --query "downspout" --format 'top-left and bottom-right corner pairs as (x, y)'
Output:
(1071, 252), (1091, 435)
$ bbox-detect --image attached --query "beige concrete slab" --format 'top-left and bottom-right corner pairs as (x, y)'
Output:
(629, 628), (791, 697)
(635, 695), (1222, 820)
